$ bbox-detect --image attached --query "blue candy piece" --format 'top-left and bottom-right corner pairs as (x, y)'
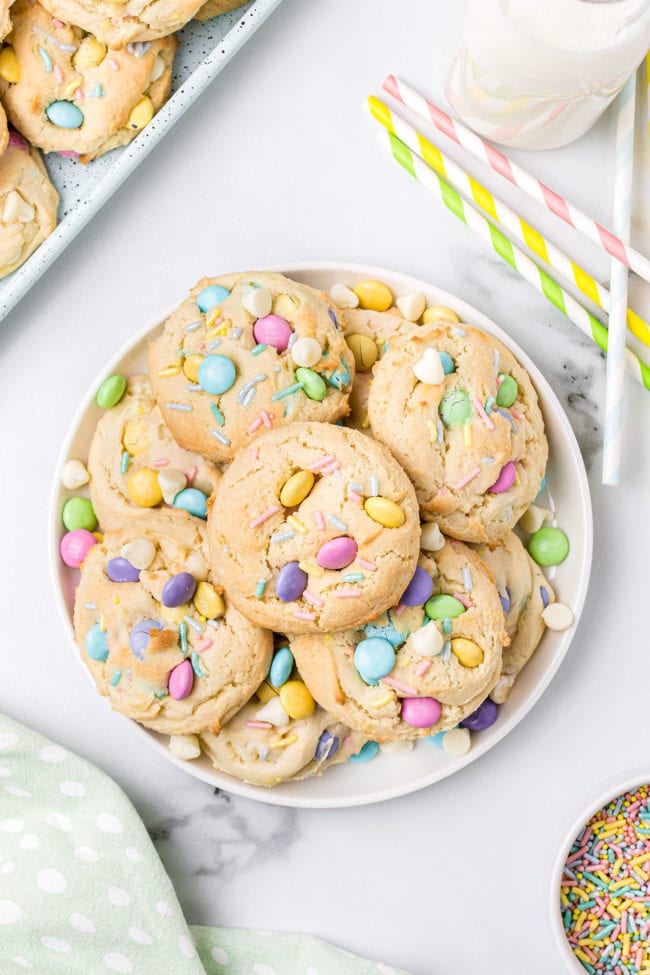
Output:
(269, 646), (294, 688)
(426, 731), (446, 748)
(275, 562), (308, 603)
(400, 566), (434, 607)
(354, 637), (395, 683)
(349, 740), (379, 762)
(106, 557), (140, 583)
(439, 351), (455, 375)
(85, 624), (108, 662)
(129, 619), (163, 660)
(198, 355), (236, 395)
(315, 730), (340, 761)
(46, 100), (84, 129)
(196, 284), (231, 313)
(364, 620), (409, 648)
(161, 572), (197, 608)
(499, 587), (511, 614)
(540, 586), (550, 608)
(173, 487), (208, 520)
(536, 474), (547, 498)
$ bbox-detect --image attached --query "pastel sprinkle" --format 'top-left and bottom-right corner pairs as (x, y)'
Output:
(302, 590), (324, 607)
(355, 557), (376, 571)
(462, 567), (473, 591)
(166, 402), (192, 412)
(287, 516), (307, 534)
(208, 339), (222, 350)
(369, 475), (379, 496)
(321, 460), (341, 474)
(109, 670), (122, 686)
(511, 407), (524, 420)
(251, 343), (267, 356)
(308, 454), (336, 471)
(349, 483), (364, 492)
(453, 467), (481, 491)
(261, 410), (274, 428)
(53, 64), (63, 84)
(237, 373), (266, 403)
(437, 419), (444, 444)
(179, 621), (188, 655)
(326, 514), (347, 531)
(249, 504), (280, 528)
(333, 589), (361, 598)
(120, 451), (130, 474)
(453, 592), (473, 608)
(298, 561), (324, 578)
(190, 652), (205, 678)
(255, 579), (267, 598)
(211, 429), (231, 446)
(196, 638), (213, 653)
(271, 530), (295, 544)
(348, 490), (362, 502)
(294, 609), (316, 621)
(183, 615), (202, 633)
(108, 58), (119, 70)
(382, 676), (418, 696)
(415, 659), (432, 677)
(271, 382), (303, 401)
(314, 510), (326, 531)
(485, 396), (495, 415)
(39, 47), (53, 72)
(248, 417), (263, 433)
(246, 720), (273, 730)
(472, 396), (495, 430)
(342, 573), (364, 582)
(463, 424), (473, 447)
(210, 403), (225, 425)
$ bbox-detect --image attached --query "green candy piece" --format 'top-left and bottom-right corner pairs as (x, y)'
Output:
(424, 594), (466, 620)
(295, 367), (326, 402)
(439, 389), (472, 427)
(62, 496), (97, 532)
(96, 374), (127, 409)
(496, 375), (518, 408)
(527, 526), (569, 566)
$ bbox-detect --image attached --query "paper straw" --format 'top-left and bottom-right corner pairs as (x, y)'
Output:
(603, 75), (636, 485)
(382, 75), (650, 285)
(368, 95), (650, 348)
(374, 127), (650, 391)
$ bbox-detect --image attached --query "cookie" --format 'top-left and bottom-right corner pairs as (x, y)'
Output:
(88, 374), (220, 531)
(207, 422), (421, 633)
(474, 531), (555, 703)
(368, 322), (548, 543)
(290, 540), (506, 741)
(0, 132), (58, 279)
(148, 271), (355, 461)
(0, 104), (7, 157)
(0, 0), (9, 40)
(194, 0), (247, 21)
(38, 0), (202, 47)
(0, 1), (176, 161)
(72, 511), (273, 735)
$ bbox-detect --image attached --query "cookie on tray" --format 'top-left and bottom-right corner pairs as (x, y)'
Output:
(0, 1), (176, 161)
(88, 374), (220, 531)
(0, 132), (58, 278)
(290, 539), (507, 741)
(194, 0), (247, 21)
(72, 511), (273, 735)
(148, 271), (355, 461)
(474, 530), (555, 703)
(39, 0), (201, 47)
(207, 422), (421, 634)
(368, 322), (548, 544)
(0, 104), (7, 157)
(0, 0), (10, 40)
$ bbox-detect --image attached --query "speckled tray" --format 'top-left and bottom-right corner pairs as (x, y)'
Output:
(0, 0), (283, 322)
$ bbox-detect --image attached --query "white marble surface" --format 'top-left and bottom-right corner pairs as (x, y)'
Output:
(1, 1), (650, 972)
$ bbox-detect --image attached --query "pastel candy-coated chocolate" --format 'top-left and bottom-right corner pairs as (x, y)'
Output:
(168, 659), (194, 701)
(528, 526), (569, 566)
(540, 586), (550, 608)
(279, 680), (315, 720)
(345, 333), (377, 372)
(105, 557), (140, 583)
(439, 351), (455, 375)
(295, 367), (326, 401)
(193, 581), (224, 619)
(129, 619), (163, 660)
(461, 698), (498, 731)
(496, 375), (518, 407)
(126, 468), (163, 508)
(173, 487), (208, 520)
(315, 730), (340, 761)
(400, 566), (434, 606)
(85, 623), (108, 662)
(59, 529), (97, 568)
(269, 646), (294, 688)
(439, 389), (472, 426)
(317, 536), (358, 570)
(96, 374), (127, 409)
(279, 470), (314, 507)
(197, 354), (236, 395)
(499, 588), (511, 614)
(161, 572), (197, 608)
(62, 496), (97, 532)
(363, 496), (405, 528)
(424, 594), (465, 620)
(196, 284), (230, 313)
(353, 280), (393, 312)
(275, 562), (308, 602)
(451, 637), (484, 668)
(46, 100), (84, 129)
(348, 740), (379, 762)
(401, 696), (441, 728)
(253, 314), (292, 351)
(489, 461), (517, 494)
(354, 637), (395, 682)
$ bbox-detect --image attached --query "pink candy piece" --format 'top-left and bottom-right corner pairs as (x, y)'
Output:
(317, 536), (358, 570)
(253, 314), (292, 352)
(8, 131), (29, 152)
(488, 461), (516, 494)
(168, 659), (194, 701)
(59, 529), (97, 568)
(400, 697), (441, 728)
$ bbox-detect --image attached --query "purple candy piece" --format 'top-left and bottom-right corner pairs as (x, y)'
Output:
(489, 461), (517, 494)
(161, 572), (197, 608)
(328, 308), (340, 329)
(129, 619), (163, 660)
(400, 566), (434, 607)
(316, 536), (358, 570)
(460, 697), (498, 732)
(401, 697), (441, 728)
(275, 562), (308, 602)
(168, 659), (194, 701)
(540, 586), (550, 608)
(499, 587), (511, 614)
(315, 730), (340, 761)
(106, 557), (141, 583)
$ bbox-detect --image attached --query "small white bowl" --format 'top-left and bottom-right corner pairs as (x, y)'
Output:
(549, 769), (650, 972)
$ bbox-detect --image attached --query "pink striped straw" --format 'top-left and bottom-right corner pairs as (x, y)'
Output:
(382, 75), (650, 284)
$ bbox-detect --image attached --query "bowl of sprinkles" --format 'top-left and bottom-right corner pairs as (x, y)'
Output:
(552, 774), (650, 974)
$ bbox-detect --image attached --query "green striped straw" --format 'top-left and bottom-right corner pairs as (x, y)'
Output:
(378, 128), (650, 391)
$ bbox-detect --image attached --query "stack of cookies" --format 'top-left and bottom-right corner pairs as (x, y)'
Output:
(0, 0), (247, 278)
(62, 270), (573, 789)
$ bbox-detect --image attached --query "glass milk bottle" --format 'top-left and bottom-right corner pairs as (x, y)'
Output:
(443, 0), (650, 149)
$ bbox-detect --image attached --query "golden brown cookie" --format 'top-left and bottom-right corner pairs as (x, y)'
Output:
(40, 0), (202, 47)
(0, 132), (58, 278)
(194, 0), (247, 21)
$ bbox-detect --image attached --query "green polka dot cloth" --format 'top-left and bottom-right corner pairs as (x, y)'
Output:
(0, 714), (408, 975)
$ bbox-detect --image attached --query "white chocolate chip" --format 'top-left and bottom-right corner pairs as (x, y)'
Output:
(413, 348), (445, 385)
(410, 620), (444, 657)
(442, 728), (471, 758)
(291, 336), (321, 368)
(168, 734), (201, 761)
(157, 469), (186, 506)
(379, 739), (414, 754)
(255, 697), (289, 728)
(396, 292), (426, 322)
(328, 283), (359, 309)
(518, 504), (554, 534)
(120, 538), (156, 571)
(420, 522), (445, 552)
(541, 602), (574, 631)
(184, 551), (209, 581)
(150, 54), (166, 82)
(242, 287), (272, 319)
(3, 190), (35, 223)
(61, 459), (89, 490)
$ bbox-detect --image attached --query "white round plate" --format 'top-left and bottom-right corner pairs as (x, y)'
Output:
(49, 262), (593, 808)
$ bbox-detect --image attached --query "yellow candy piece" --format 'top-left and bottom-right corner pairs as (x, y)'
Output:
(63, 77), (84, 99)
(126, 468), (163, 507)
(183, 354), (205, 384)
(273, 293), (299, 320)
(161, 604), (188, 624)
(193, 581), (225, 620)
(364, 496), (405, 528)
(279, 680), (315, 720)
(73, 36), (107, 70)
(353, 280), (393, 312)
(128, 96), (154, 131)
(279, 470), (314, 507)
(0, 47), (20, 84)
(122, 419), (149, 456)
(345, 333), (378, 372)
(256, 681), (278, 703)
(422, 306), (460, 325)
(451, 637), (484, 668)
